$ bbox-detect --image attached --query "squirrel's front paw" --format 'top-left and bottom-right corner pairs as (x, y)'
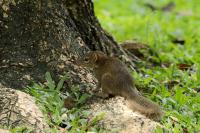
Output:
(95, 92), (109, 99)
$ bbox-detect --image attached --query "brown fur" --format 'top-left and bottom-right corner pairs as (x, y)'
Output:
(77, 51), (163, 121)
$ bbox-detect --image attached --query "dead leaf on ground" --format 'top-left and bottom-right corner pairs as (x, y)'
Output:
(177, 64), (192, 71)
(172, 38), (185, 45)
(163, 80), (180, 88)
(120, 40), (148, 58)
(144, 2), (175, 12)
(161, 2), (175, 12)
(120, 40), (148, 50)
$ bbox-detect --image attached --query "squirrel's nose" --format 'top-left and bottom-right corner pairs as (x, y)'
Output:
(75, 59), (81, 65)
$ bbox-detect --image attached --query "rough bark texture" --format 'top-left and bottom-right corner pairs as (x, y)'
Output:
(0, 0), (125, 89)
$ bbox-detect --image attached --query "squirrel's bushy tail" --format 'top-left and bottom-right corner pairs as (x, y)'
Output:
(126, 88), (163, 121)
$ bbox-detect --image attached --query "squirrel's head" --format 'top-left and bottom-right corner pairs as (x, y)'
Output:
(76, 51), (107, 68)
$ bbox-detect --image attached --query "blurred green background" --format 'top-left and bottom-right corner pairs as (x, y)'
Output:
(94, 0), (200, 132)
(94, 0), (200, 64)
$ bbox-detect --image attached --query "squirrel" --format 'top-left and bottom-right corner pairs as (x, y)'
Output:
(77, 51), (163, 121)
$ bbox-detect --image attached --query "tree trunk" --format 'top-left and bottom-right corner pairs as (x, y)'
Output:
(0, 0), (127, 89)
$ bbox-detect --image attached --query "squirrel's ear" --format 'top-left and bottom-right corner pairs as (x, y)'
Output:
(92, 52), (98, 62)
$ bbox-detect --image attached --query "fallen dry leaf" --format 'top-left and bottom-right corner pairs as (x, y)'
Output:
(177, 64), (191, 70)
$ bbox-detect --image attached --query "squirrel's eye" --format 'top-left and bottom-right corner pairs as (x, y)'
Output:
(84, 58), (89, 62)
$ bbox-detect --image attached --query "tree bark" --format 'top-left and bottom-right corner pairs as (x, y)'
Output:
(0, 0), (127, 89)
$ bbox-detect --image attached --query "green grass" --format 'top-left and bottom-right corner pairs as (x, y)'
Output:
(24, 72), (104, 133)
(94, 0), (200, 63)
(94, 0), (200, 132)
